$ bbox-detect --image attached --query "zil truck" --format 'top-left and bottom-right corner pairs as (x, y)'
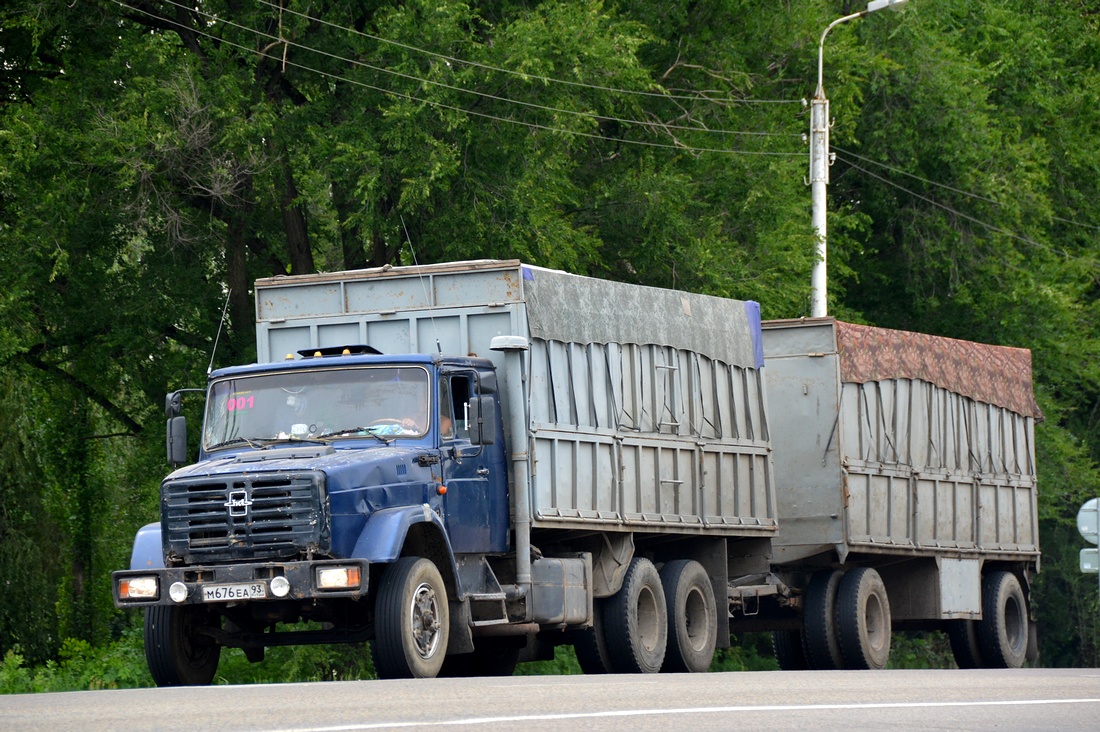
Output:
(112, 260), (1041, 684)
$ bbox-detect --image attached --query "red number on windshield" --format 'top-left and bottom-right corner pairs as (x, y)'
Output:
(226, 395), (255, 412)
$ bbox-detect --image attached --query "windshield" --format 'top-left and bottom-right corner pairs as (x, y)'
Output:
(202, 366), (431, 451)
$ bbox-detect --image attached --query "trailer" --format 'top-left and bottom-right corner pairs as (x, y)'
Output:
(760, 317), (1041, 669)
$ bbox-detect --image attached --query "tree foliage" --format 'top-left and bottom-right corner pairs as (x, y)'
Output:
(1, 0), (1097, 674)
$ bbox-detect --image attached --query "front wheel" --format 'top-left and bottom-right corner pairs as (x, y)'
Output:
(803, 569), (844, 670)
(144, 605), (222, 687)
(371, 557), (450, 679)
(836, 567), (892, 670)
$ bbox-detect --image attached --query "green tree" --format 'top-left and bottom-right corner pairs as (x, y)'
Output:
(1, 0), (1098, 676)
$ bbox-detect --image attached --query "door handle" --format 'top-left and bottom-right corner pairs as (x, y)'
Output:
(476, 468), (490, 477)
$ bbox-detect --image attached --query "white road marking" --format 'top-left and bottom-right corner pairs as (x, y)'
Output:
(263, 697), (1100, 731)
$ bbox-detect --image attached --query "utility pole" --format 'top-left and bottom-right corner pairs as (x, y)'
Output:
(810, 0), (908, 318)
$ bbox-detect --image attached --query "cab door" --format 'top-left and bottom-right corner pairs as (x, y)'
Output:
(439, 370), (508, 554)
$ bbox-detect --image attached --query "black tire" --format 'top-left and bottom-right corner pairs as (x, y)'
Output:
(603, 557), (667, 673)
(947, 619), (985, 669)
(977, 571), (1028, 669)
(571, 597), (614, 674)
(836, 567), (892, 670)
(438, 638), (520, 677)
(1026, 619), (1040, 666)
(772, 630), (809, 670)
(144, 605), (222, 687)
(659, 560), (717, 673)
(803, 569), (844, 670)
(371, 557), (450, 679)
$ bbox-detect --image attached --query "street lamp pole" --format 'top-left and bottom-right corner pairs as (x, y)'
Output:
(810, 0), (908, 318)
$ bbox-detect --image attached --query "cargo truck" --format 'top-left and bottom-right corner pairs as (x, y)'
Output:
(113, 260), (1040, 683)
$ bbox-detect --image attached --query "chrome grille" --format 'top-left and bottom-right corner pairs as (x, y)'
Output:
(162, 472), (328, 564)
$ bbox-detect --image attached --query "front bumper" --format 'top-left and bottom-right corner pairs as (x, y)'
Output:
(112, 558), (370, 607)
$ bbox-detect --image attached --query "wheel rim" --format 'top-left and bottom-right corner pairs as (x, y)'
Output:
(410, 581), (442, 659)
(684, 587), (709, 652)
(637, 586), (661, 652)
(1004, 593), (1025, 652)
(865, 592), (887, 653)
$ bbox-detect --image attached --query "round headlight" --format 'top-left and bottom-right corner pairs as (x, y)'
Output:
(270, 576), (291, 598)
(169, 582), (188, 603)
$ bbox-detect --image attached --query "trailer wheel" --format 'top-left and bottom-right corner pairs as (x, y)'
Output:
(571, 597), (614, 674)
(772, 630), (809, 670)
(803, 569), (844, 670)
(836, 567), (891, 670)
(371, 557), (450, 679)
(977, 571), (1028, 668)
(946, 620), (985, 669)
(659, 560), (717, 673)
(144, 605), (222, 687)
(603, 557), (667, 673)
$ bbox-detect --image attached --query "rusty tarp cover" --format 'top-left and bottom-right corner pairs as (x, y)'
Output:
(835, 321), (1043, 419)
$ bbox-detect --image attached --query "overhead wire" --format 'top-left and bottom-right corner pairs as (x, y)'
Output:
(835, 145), (1100, 233)
(835, 154), (1067, 256)
(146, 0), (800, 144)
(116, 2), (1085, 248)
(129, 0), (802, 152)
(255, 0), (803, 106)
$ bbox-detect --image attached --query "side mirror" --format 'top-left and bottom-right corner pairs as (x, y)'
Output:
(166, 391), (183, 418)
(469, 396), (496, 446)
(167, 416), (188, 466)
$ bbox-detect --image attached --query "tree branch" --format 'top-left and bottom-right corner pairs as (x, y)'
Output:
(21, 354), (145, 435)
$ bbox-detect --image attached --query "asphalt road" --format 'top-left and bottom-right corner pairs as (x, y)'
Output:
(3, 668), (1099, 732)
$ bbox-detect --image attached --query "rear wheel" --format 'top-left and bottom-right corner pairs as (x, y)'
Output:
(803, 569), (844, 670)
(371, 557), (450, 679)
(836, 567), (892, 670)
(947, 620), (984, 669)
(144, 605), (222, 687)
(571, 597), (614, 674)
(977, 571), (1028, 669)
(772, 630), (808, 670)
(603, 557), (667, 673)
(659, 560), (717, 673)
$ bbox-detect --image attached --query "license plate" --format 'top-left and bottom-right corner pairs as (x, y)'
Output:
(202, 582), (267, 602)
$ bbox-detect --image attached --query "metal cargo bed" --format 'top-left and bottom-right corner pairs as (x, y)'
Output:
(255, 260), (778, 538)
(761, 317), (1041, 567)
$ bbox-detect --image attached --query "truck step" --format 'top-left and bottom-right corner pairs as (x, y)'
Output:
(467, 592), (509, 625)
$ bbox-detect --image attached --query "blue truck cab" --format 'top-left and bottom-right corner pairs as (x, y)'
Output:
(114, 348), (510, 683)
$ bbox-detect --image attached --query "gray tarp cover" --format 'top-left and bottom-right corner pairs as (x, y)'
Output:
(522, 265), (761, 370)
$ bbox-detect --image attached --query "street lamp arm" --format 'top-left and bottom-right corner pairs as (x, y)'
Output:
(816, 0), (909, 98)
(816, 11), (868, 98)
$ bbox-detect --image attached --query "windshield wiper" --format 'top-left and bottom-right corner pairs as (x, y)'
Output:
(206, 436), (267, 451)
(206, 435), (330, 451)
(316, 427), (393, 444)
